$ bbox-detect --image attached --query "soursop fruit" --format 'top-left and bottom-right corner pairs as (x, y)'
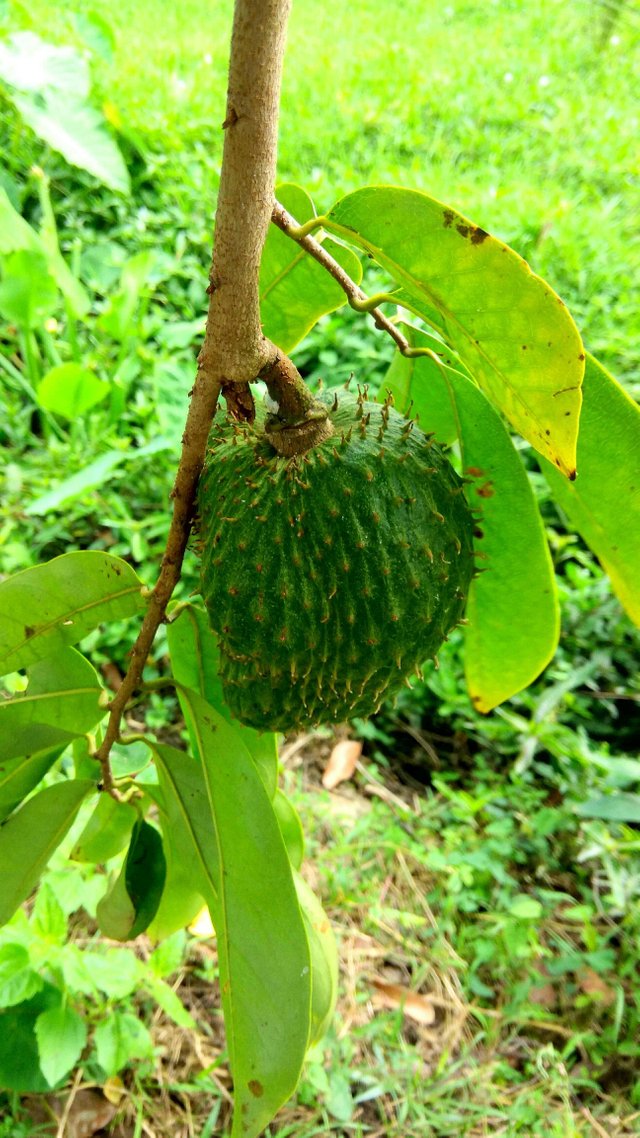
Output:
(197, 388), (475, 732)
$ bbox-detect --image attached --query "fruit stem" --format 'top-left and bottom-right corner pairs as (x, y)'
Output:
(259, 352), (333, 456)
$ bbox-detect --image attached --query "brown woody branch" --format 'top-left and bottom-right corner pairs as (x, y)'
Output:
(271, 202), (436, 360)
(93, 0), (293, 795)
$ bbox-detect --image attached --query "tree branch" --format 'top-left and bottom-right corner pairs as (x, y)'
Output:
(271, 201), (438, 361)
(93, 0), (293, 794)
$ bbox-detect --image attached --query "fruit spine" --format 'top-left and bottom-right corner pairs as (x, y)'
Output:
(197, 387), (475, 732)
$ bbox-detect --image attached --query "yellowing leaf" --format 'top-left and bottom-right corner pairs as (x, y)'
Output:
(541, 354), (640, 626)
(325, 186), (584, 476)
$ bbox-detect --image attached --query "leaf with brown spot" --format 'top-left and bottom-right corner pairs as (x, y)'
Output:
(322, 738), (362, 789)
(371, 978), (436, 1025)
(324, 186), (583, 475)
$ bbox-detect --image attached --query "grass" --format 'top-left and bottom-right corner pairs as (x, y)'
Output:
(1, 0), (640, 1134)
(22, 0), (640, 389)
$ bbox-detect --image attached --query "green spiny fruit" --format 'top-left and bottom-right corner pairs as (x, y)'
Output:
(197, 388), (475, 732)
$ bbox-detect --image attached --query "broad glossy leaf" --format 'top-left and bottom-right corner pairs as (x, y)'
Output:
(35, 1004), (87, 1087)
(261, 183), (362, 353)
(0, 187), (89, 315)
(96, 820), (165, 940)
(0, 649), (103, 762)
(167, 604), (278, 799)
(294, 874), (338, 1046)
(0, 779), (95, 927)
(0, 32), (90, 96)
(273, 790), (305, 871)
(383, 343), (460, 446)
(71, 793), (138, 863)
(13, 90), (130, 194)
(0, 551), (146, 675)
(0, 745), (64, 822)
(382, 326), (558, 711)
(541, 355), (640, 625)
(143, 773), (206, 941)
(154, 691), (311, 1138)
(124, 820), (166, 937)
(324, 187), (584, 476)
(37, 363), (109, 419)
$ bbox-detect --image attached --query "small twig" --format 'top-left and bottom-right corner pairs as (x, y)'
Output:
(271, 201), (441, 363)
(580, 1106), (612, 1138)
(56, 1065), (84, 1138)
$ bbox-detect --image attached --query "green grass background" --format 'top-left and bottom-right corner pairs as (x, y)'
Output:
(31, 0), (639, 387)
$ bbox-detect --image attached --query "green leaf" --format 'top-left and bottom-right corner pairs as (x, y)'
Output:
(0, 32), (90, 96)
(0, 943), (44, 1007)
(324, 186), (584, 476)
(98, 250), (156, 340)
(575, 794), (640, 824)
(94, 1011), (154, 1077)
(0, 187), (90, 316)
(30, 880), (67, 943)
(0, 551), (146, 675)
(73, 11), (117, 63)
(154, 692), (311, 1138)
(96, 820), (166, 941)
(0, 988), (60, 1092)
(294, 874), (338, 1046)
(0, 779), (95, 927)
(124, 820), (166, 937)
(78, 949), (140, 1000)
(24, 437), (171, 516)
(0, 745), (65, 823)
(35, 1004), (87, 1087)
(167, 604), (278, 799)
(541, 355), (640, 625)
(273, 790), (305, 871)
(0, 649), (104, 762)
(37, 363), (109, 419)
(148, 930), (187, 978)
(71, 794), (138, 863)
(382, 327), (559, 711)
(95, 870), (136, 941)
(13, 89), (130, 194)
(142, 774), (206, 941)
(142, 973), (196, 1030)
(508, 895), (543, 920)
(261, 183), (362, 353)
(0, 249), (58, 328)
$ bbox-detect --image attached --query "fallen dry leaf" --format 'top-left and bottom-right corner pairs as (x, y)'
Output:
(577, 967), (616, 1006)
(371, 978), (436, 1025)
(529, 981), (557, 1009)
(322, 738), (362, 789)
(65, 1089), (117, 1138)
(102, 1076), (125, 1105)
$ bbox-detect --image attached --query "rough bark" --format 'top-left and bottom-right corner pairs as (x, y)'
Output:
(94, 0), (292, 790)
